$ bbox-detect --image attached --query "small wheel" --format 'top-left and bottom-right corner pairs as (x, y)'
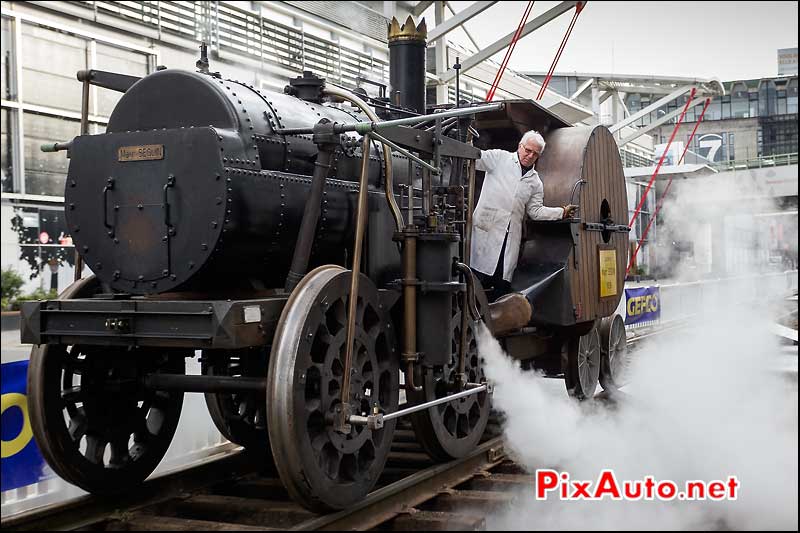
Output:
(202, 347), (269, 450)
(408, 288), (491, 461)
(267, 265), (399, 512)
(563, 325), (601, 400)
(599, 314), (628, 392)
(28, 345), (184, 493)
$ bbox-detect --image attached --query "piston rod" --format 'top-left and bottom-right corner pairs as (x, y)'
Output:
(348, 383), (491, 430)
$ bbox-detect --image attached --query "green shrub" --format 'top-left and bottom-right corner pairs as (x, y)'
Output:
(14, 287), (58, 309)
(1, 268), (25, 310)
(1, 269), (58, 310)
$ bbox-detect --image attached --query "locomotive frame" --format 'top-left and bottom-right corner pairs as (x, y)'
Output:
(20, 16), (631, 513)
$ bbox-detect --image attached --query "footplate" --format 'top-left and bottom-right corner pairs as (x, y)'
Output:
(20, 297), (288, 349)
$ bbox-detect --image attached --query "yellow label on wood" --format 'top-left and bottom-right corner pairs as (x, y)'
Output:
(599, 249), (617, 297)
(118, 144), (164, 161)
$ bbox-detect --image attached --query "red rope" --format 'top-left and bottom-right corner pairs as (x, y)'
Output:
(627, 87), (696, 229)
(625, 98), (712, 276)
(678, 98), (712, 164)
(625, 88), (700, 277)
(486, 1), (534, 102)
(536, 1), (584, 100)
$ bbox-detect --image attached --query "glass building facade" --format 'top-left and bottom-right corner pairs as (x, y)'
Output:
(626, 76), (798, 162)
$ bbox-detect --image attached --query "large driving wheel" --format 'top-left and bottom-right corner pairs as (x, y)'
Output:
(599, 314), (628, 392)
(408, 289), (491, 461)
(202, 347), (269, 451)
(27, 277), (185, 494)
(267, 265), (399, 512)
(563, 325), (601, 400)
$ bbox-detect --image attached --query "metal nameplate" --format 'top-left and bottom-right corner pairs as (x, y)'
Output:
(599, 248), (617, 297)
(244, 305), (262, 323)
(118, 144), (164, 161)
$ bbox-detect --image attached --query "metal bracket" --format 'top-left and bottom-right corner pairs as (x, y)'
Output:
(569, 221), (580, 270)
(583, 222), (631, 233)
(487, 444), (505, 462)
(377, 124), (481, 159)
(105, 317), (131, 333)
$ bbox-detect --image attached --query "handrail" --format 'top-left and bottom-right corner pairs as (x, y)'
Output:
(709, 152), (798, 171)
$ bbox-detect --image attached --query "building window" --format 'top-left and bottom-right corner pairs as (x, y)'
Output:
(720, 94), (731, 120)
(21, 24), (89, 113)
(1, 13), (156, 199)
(1, 108), (12, 193)
(759, 79), (777, 117)
(706, 97), (721, 121)
(788, 78), (798, 114)
(749, 91), (759, 118)
(1, 16), (11, 99)
(731, 82), (748, 118)
(777, 89), (787, 115)
(23, 112), (80, 196)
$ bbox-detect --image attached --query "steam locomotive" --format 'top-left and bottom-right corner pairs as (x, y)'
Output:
(21, 16), (630, 512)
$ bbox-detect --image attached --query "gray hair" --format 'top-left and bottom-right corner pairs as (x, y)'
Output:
(520, 130), (546, 153)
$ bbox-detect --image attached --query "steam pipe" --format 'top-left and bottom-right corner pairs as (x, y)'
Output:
(276, 103), (503, 136)
(323, 86), (404, 232)
(284, 127), (336, 292)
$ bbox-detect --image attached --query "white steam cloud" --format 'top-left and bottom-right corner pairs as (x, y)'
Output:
(479, 171), (798, 529)
(478, 307), (797, 529)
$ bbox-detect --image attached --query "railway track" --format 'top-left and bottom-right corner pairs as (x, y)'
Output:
(2, 325), (685, 532)
(3, 420), (515, 531)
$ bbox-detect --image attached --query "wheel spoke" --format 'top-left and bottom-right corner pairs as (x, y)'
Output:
(146, 406), (166, 435)
(109, 437), (131, 467)
(84, 435), (107, 465)
(67, 409), (88, 441)
(61, 385), (83, 405)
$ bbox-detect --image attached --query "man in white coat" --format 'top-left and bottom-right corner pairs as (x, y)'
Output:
(471, 130), (577, 301)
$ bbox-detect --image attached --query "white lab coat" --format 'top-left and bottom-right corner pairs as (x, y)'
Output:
(470, 149), (564, 281)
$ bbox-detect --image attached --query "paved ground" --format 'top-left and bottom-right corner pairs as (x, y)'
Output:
(2, 327), (30, 364)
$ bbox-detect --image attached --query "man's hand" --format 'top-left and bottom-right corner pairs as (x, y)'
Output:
(562, 204), (579, 219)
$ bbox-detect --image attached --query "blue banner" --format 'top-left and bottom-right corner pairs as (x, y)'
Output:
(1, 360), (50, 492)
(624, 286), (661, 325)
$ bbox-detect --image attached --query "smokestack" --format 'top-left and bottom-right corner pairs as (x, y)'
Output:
(388, 15), (427, 115)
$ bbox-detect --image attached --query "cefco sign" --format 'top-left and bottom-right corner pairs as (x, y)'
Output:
(778, 48), (798, 76)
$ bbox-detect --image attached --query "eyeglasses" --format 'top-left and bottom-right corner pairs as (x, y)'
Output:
(519, 144), (541, 157)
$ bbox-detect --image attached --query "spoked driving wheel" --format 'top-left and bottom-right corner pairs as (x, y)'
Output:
(267, 265), (399, 512)
(564, 324), (601, 400)
(202, 347), (269, 451)
(408, 289), (491, 461)
(599, 314), (629, 392)
(27, 344), (184, 493)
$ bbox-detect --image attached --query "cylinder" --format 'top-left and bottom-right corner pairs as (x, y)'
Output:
(416, 233), (458, 366)
(388, 16), (427, 115)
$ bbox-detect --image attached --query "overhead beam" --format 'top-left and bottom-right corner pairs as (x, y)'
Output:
(604, 82), (693, 96)
(434, 1), (448, 104)
(615, 90), (630, 118)
(445, 1), (481, 52)
(437, 1), (580, 84)
(618, 97), (707, 146)
(412, 0), (435, 17)
(609, 84), (694, 133)
(427, 1), (496, 43)
(570, 77), (594, 100)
